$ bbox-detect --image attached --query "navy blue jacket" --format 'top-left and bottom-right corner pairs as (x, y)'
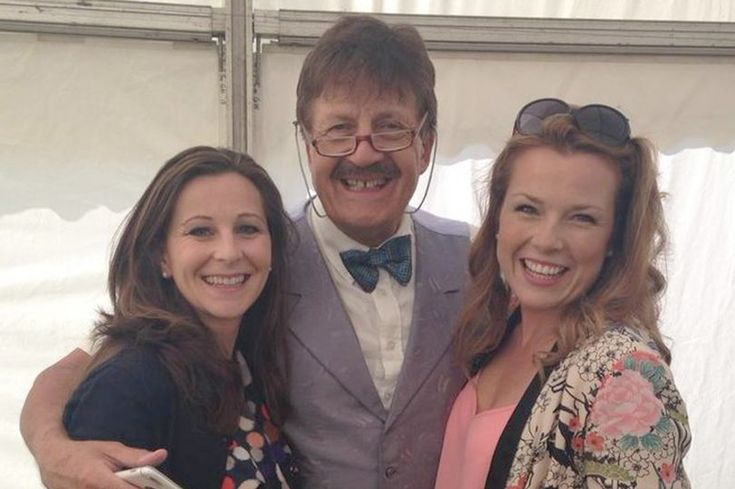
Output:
(63, 347), (228, 489)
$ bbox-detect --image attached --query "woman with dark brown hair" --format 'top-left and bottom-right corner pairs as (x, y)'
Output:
(63, 146), (300, 488)
(435, 99), (691, 489)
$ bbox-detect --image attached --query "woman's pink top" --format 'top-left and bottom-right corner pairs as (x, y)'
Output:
(434, 377), (516, 489)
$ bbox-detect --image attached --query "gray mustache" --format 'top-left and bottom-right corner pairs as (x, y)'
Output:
(331, 161), (400, 179)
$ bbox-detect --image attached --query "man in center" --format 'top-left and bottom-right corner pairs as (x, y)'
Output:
(284, 15), (470, 488)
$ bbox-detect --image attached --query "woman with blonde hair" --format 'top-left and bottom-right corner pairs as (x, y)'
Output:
(435, 99), (690, 489)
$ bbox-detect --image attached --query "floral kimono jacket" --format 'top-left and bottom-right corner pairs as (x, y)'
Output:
(484, 325), (691, 489)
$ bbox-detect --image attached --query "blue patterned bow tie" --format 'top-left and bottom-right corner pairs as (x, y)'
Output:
(339, 235), (412, 293)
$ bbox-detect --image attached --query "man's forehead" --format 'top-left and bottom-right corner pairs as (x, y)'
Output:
(313, 83), (418, 119)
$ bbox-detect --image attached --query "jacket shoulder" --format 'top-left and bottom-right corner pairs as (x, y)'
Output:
(63, 346), (176, 449)
(412, 209), (471, 238)
(565, 325), (666, 378)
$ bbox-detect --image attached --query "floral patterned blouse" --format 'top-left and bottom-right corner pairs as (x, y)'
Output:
(485, 325), (691, 489)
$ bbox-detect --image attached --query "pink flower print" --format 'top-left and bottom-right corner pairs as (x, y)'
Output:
(572, 435), (585, 452)
(630, 350), (660, 364)
(590, 370), (663, 438)
(612, 358), (625, 371)
(614, 350), (661, 371)
(660, 462), (676, 484)
(507, 474), (528, 489)
(587, 432), (605, 452)
(568, 416), (581, 432)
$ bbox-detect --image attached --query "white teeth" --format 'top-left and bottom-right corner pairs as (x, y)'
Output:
(343, 178), (386, 189)
(523, 259), (566, 276)
(204, 275), (246, 286)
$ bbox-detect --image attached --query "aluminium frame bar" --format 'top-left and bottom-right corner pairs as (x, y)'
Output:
(225, 0), (253, 152)
(0, 0), (225, 42)
(254, 10), (735, 56)
(4, 3), (734, 55)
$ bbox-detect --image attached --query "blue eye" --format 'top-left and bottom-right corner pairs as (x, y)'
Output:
(572, 213), (597, 224)
(236, 224), (260, 235)
(324, 123), (353, 137)
(187, 227), (212, 237)
(376, 121), (407, 132)
(515, 204), (538, 215)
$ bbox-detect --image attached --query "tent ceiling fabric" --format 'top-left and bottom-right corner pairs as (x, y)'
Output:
(432, 51), (735, 157)
(0, 31), (221, 219)
(255, 46), (735, 168)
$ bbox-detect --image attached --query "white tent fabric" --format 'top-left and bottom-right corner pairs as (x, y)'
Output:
(0, 30), (221, 486)
(2, 1), (734, 487)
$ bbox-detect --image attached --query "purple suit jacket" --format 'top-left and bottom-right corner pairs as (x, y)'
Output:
(283, 206), (470, 489)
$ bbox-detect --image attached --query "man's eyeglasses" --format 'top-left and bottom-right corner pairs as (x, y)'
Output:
(307, 113), (429, 157)
(513, 98), (630, 147)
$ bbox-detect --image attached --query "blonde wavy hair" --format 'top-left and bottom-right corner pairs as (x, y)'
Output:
(454, 115), (670, 376)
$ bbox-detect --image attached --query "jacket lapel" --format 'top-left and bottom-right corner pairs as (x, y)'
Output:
(385, 217), (467, 429)
(286, 215), (387, 421)
(484, 358), (556, 489)
(484, 374), (543, 489)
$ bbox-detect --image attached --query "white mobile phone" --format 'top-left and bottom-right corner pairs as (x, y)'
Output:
(115, 466), (184, 489)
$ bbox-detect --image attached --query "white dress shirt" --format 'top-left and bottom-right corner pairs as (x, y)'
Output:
(308, 204), (416, 409)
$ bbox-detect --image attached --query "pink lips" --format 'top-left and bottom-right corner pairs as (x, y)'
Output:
(521, 258), (568, 286)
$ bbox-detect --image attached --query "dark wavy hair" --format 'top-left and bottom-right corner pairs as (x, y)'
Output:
(296, 15), (436, 138)
(455, 115), (670, 375)
(90, 146), (294, 432)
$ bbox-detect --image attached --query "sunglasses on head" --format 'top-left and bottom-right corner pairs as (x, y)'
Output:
(513, 97), (631, 147)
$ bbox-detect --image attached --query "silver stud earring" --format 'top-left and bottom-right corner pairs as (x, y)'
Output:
(162, 270), (170, 278)
(606, 249), (613, 258)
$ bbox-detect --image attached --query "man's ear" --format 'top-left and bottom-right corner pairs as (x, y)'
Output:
(418, 131), (435, 174)
(300, 127), (315, 166)
(304, 141), (313, 161)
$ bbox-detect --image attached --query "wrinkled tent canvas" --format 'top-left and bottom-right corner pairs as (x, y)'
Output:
(1, 1), (733, 487)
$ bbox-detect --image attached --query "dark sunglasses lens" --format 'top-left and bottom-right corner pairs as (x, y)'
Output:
(516, 99), (568, 135)
(574, 106), (630, 146)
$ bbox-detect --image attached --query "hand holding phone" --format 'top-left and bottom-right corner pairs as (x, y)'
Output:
(116, 466), (184, 489)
